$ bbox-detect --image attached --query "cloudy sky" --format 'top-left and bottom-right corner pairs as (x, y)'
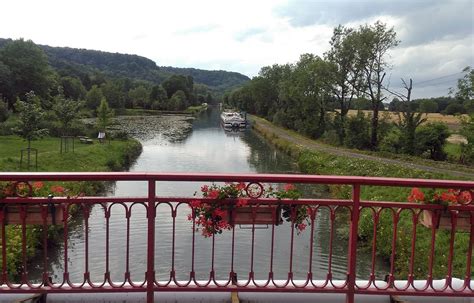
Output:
(1, 0), (472, 98)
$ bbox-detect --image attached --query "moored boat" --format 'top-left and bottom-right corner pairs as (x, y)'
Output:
(220, 111), (247, 128)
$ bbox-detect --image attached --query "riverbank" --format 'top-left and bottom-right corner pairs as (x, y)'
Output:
(122, 104), (208, 116)
(250, 115), (472, 279)
(251, 116), (474, 178)
(0, 135), (143, 276)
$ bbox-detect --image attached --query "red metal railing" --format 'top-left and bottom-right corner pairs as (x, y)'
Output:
(0, 173), (473, 303)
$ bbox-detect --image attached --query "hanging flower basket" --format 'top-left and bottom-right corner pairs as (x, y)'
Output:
(1, 204), (65, 225)
(228, 205), (282, 225)
(420, 210), (471, 231)
(408, 188), (472, 231)
(0, 181), (71, 225)
(188, 182), (310, 237)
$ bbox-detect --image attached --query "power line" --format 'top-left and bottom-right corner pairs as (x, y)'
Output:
(416, 78), (459, 88)
(414, 71), (464, 85)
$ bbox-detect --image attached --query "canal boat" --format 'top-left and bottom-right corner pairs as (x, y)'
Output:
(220, 111), (246, 129)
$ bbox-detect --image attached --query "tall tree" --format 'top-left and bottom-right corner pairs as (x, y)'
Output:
(357, 21), (399, 149)
(0, 61), (13, 104)
(325, 25), (365, 144)
(386, 79), (426, 154)
(128, 85), (150, 108)
(454, 66), (474, 101)
(52, 88), (83, 136)
(85, 85), (104, 110)
(60, 76), (86, 100)
(96, 98), (114, 133)
(0, 39), (54, 106)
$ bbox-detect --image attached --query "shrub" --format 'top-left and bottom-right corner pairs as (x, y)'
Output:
(344, 111), (371, 149)
(415, 122), (450, 160)
(0, 100), (10, 122)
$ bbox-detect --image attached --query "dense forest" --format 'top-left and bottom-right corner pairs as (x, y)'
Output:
(0, 37), (250, 103)
(225, 21), (474, 163)
(0, 37), (252, 114)
(0, 37), (253, 144)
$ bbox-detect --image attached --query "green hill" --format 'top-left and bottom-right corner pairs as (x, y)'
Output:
(0, 38), (250, 93)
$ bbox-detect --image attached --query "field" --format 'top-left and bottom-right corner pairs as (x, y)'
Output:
(346, 110), (467, 131)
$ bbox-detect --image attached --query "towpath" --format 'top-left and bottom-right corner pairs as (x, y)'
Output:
(251, 116), (474, 179)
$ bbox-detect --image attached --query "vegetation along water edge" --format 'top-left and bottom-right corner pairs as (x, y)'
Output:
(0, 135), (143, 277)
(251, 115), (473, 279)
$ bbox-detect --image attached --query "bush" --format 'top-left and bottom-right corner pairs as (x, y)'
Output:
(111, 130), (129, 140)
(380, 128), (403, 153)
(415, 122), (450, 160)
(0, 100), (10, 122)
(344, 111), (371, 149)
(442, 103), (466, 115)
(0, 116), (17, 135)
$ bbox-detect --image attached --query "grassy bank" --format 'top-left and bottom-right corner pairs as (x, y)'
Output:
(123, 104), (208, 117)
(0, 135), (142, 277)
(0, 136), (142, 172)
(252, 119), (472, 279)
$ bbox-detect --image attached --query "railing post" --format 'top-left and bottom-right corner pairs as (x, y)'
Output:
(147, 179), (156, 303)
(346, 184), (360, 303)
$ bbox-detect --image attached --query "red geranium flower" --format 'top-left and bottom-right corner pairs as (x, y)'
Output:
(50, 185), (65, 194)
(408, 188), (424, 203)
(208, 189), (219, 199)
(284, 183), (296, 191)
(236, 182), (246, 190)
(189, 199), (201, 208)
(236, 198), (248, 207)
(33, 181), (44, 190)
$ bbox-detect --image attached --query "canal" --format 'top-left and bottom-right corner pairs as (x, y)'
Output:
(30, 108), (389, 284)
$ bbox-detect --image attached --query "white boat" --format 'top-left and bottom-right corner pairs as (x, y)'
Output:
(220, 111), (247, 128)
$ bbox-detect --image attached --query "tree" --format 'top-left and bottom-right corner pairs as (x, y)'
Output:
(162, 75), (192, 100)
(96, 98), (114, 132)
(128, 85), (150, 108)
(13, 91), (49, 167)
(150, 85), (168, 103)
(386, 78), (426, 154)
(418, 99), (438, 113)
(325, 25), (365, 144)
(60, 76), (86, 100)
(358, 21), (399, 149)
(0, 61), (13, 104)
(0, 39), (54, 105)
(443, 102), (466, 115)
(85, 85), (104, 110)
(0, 98), (10, 122)
(454, 66), (474, 101)
(52, 88), (83, 135)
(169, 90), (187, 111)
(101, 80), (125, 109)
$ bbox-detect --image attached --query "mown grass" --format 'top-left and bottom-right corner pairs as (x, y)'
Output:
(252, 119), (473, 280)
(0, 135), (142, 172)
(0, 135), (142, 277)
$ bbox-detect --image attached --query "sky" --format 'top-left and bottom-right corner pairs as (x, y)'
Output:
(0, 0), (473, 98)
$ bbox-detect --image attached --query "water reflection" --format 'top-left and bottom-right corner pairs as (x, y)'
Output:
(29, 108), (389, 284)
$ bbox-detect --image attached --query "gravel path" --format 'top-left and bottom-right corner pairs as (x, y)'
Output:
(252, 117), (474, 179)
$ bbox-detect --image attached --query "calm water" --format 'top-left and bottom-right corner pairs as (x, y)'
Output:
(29, 108), (388, 283)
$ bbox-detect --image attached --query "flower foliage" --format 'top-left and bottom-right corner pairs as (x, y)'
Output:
(408, 188), (472, 206)
(188, 182), (310, 237)
(0, 181), (71, 199)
